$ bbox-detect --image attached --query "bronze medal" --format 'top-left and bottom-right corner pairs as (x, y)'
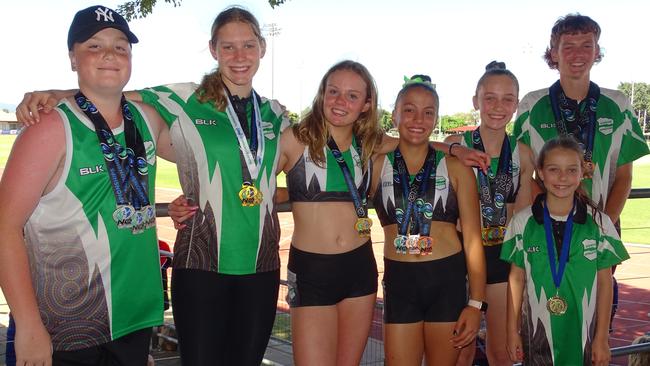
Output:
(417, 236), (434, 255)
(355, 217), (373, 238)
(583, 160), (594, 179)
(547, 295), (568, 315)
(482, 226), (507, 246)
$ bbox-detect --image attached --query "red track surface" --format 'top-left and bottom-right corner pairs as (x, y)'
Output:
(156, 188), (650, 365)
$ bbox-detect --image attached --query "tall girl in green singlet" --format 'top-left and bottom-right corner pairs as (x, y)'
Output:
(446, 61), (535, 366)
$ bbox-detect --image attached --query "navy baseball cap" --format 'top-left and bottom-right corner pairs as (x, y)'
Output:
(67, 5), (139, 50)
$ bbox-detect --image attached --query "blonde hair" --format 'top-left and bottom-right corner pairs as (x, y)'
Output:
(293, 60), (382, 168)
(629, 334), (650, 366)
(196, 6), (265, 110)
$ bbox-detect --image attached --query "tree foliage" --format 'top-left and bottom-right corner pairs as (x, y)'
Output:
(118, 0), (288, 21)
(379, 109), (394, 132)
(287, 111), (300, 125)
(618, 82), (650, 132)
(439, 115), (467, 133)
(438, 111), (477, 133)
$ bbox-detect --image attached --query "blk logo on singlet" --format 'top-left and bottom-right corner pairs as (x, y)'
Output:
(95, 8), (115, 22)
(526, 246), (540, 253)
(80, 165), (105, 176)
(195, 119), (217, 126)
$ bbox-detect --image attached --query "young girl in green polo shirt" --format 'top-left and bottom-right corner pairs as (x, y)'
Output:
(502, 135), (629, 366)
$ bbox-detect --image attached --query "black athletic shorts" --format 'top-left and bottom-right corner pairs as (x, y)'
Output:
(485, 244), (510, 284)
(383, 251), (467, 323)
(52, 327), (151, 366)
(286, 240), (378, 307)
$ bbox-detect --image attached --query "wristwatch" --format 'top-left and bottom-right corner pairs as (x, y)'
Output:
(468, 299), (488, 312)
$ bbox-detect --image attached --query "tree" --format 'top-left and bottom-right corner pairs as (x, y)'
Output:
(118, 0), (288, 20)
(619, 82), (650, 133)
(379, 109), (394, 132)
(439, 115), (466, 133)
(287, 111), (299, 125)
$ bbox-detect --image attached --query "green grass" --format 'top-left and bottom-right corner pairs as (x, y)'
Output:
(620, 158), (650, 244)
(155, 157), (180, 189)
(1, 135), (649, 244)
(0, 134), (16, 167)
(154, 158), (286, 189)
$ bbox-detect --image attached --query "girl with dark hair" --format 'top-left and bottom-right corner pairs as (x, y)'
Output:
(371, 75), (486, 366)
(503, 135), (629, 366)
(447, 61), (535, 366)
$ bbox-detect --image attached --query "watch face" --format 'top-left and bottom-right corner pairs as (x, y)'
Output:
(481, 302), (489, 312)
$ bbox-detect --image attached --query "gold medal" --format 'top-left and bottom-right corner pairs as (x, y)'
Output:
(355, 217), (373, 238)
(547, 294), (568, 315)
(583, 160), (594, 179)
(239, 183), (261, 207)
(481, 226), (507, 246)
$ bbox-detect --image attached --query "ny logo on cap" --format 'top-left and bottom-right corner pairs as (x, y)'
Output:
(94, 7), (115, 22)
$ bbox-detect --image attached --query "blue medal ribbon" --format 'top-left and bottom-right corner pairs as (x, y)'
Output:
(393, 147), (437, 237)
(549, 81), (599, 164)
(472, 129), (513, 229)
(326, 136), (371, 219)
(75, 93), (151, 230)
(542, 198), (575, 291)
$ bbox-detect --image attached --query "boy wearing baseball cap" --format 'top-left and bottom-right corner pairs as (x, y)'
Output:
(0, 5), (173, 365)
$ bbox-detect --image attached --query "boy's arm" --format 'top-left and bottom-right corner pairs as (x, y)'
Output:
(0, 113), (66, 364)
(604, 163), (633, 224)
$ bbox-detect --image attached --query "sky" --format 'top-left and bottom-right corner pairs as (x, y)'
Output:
(1, 0), (650, 116)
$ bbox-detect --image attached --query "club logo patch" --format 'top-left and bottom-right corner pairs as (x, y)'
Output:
(598, 118), (614, 135)
(582, 239), (597, 260)
(435, 177), (447, 190)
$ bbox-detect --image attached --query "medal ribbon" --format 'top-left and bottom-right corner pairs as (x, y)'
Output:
(542, 198), (575, 291)
(472, 129), (513, 228)
(549, 81), (599, 164)
(74, 92), (150, 210)
(224, 89), (264, 185)
(326, 136), (371, 219)
(393, 147), (437, 236)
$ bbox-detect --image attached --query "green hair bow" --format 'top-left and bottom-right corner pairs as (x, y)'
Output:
(402, 76), (436, 90)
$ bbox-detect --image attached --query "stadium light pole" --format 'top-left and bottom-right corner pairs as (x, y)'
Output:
(263, 23), (281, 99)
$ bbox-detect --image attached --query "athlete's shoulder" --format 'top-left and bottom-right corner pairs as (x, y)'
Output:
(148, 82), (199, 102)
(520, 88), (549, 108)
(260, 96), (288, 117)
(512, 205), (534, 226)
(598, 87), (631, 110)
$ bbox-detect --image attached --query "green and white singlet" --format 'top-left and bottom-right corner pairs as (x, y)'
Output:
(140, 83), (289, 275)
(514, 86), (649, 208)
(373, 149), (459, 226)
(24, 100), (163, 351)
(500, 198), (629, 365)
(286, 141), (365, 202)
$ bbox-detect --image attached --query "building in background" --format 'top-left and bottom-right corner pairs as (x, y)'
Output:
(0, 110), (18, 134)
